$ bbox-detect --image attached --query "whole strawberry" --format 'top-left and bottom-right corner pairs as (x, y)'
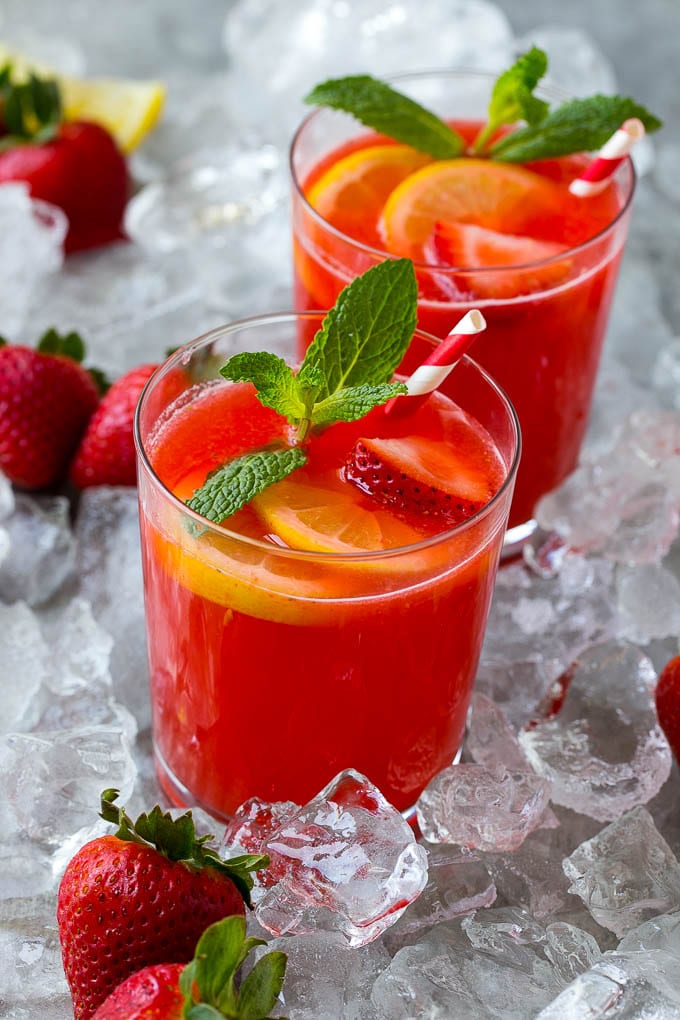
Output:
(70, 363), (157, 488)
(0, 64), (128, 252)
(57, 790), (268, 1020)
(0, 329), (101, 488)
(656, 655), (680, 763)
(92, 916), (287, 1020)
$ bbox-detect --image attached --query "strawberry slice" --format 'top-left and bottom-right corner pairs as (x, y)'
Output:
(424, 221), (570, 300)
(345, 435), (492, 525)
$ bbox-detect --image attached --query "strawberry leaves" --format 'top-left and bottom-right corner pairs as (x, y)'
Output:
(0, 62), (62, 150)
(186, 259), (417, 523)
(99, 789), (268, 907)
(180, 916), (287, 1019)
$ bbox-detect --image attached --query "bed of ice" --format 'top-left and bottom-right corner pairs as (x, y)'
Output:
(1, 0), (680, 1016)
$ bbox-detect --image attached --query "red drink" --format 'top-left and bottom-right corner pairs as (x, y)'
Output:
(291, 72), (635, 541)
(135, 313), (519, 819)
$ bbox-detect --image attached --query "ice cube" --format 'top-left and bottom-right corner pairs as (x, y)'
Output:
(543, 921), (602, 984)
(536, 912), (680, 1018)
(255, 769), (428, 947)
(372, 909), (564, 1019)
(616, 562), (680, 643)
(0, 494), (76, 606)
(126, 144), (292, 318)
(0, 717), (137, 846)
(0, 184), (66, 337)
(466, 693), (531, 770)
(655, 144), (680, 206)
(519, 642), (672, 821)
(0, 920), (70, 1013)
(222, 796), (299, 895)
(0, 602), (49, 734)
(251, 932), (391, 1020)
(481, 810), (606, 928)
(477, 557), (616, 728)
(42, 598), (113, 698)
(75, 487), (150, 726)
(386, 843), (496, 948)
(0, 471), (14, 521)
(517, 26), (617, 96)
(25, 243), (199, 378)
(416, 763), (551, 852)
(224, 0), (514, 131)
(563, 807), (680, 938)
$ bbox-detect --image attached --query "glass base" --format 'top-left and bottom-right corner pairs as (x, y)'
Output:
(154, 742), (233, 825)
(156, 739), (463, 830)
(502, 517), (537, 560)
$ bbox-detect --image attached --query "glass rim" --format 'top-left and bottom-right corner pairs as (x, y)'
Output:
(134, 310), (521, 563)
(289, 66), (637, 279)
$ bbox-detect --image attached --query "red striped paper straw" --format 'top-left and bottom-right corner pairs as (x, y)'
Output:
(384, 309), (486, 416)
(568, 118), (645, 197)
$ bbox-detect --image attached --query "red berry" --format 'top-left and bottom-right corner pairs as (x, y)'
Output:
(344, 435), (491, 525)
(57, 834), (247, 1020)
(91, 962), (185, 1020)
(0, 120), (129, 253)
(656, 655), (680, 763)
(70, 363), (157, 488)
(0, 344), (99, 488)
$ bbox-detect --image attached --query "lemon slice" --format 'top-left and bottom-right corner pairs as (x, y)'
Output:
(306, 144), (432, 246)
(252, 477), (423, 554)
(0, 42), (164, 152)
(382, 158), (562, 259)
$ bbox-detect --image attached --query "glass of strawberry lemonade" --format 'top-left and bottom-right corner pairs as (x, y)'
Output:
(291, 67), (642, 545)
(135, 267), (519, 820)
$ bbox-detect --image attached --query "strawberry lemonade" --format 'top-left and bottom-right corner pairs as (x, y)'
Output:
(291, 63), (656, 540)
(135, 280), (519, 819)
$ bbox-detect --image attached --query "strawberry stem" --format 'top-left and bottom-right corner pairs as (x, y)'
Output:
(99, 789), (269, 908)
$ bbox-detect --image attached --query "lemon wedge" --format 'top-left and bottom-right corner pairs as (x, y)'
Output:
(0, 42), (164, 152)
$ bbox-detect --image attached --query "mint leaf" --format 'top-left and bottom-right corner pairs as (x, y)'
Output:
(220, 352), (308, 422)
(187, 447), (307, 524)
(491, 94), (662, 162)
(298, 259), (417, 400)
(305, 74), (464, 159)
(473, 46), (548, 154)
(312, 381), (407, 427)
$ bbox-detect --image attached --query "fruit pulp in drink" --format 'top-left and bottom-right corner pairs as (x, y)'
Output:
(140, 375), (511, 818)
(292, 120), (631, 528)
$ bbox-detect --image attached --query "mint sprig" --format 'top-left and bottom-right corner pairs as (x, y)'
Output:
(298, 256), (416, 398)
(179, 916), (287, 1019)
(186, 259), (416, 524)
(472, 46), (549, 155)
(304, 51), (661, 164)
(305, 75), (464, 159)
(490, 94), (662, 162)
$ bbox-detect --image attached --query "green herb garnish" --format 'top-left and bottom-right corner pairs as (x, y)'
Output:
(304, 48), (661, 163)
(305, 74), (464, 159)
(186, 259), (416, 524)
(179, 915), (287, 1019)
